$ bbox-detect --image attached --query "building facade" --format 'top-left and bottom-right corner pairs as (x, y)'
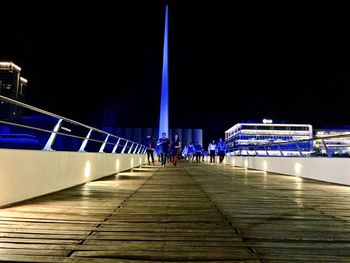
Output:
(225, 122), (313, 156)
(0, 62), (27, 120)
(314, 129), (350, 157)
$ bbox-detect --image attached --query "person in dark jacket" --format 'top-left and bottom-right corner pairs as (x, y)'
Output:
(171, 133), (181, 167)
(145, 135), (155, 165)
(216, 138), (227, 165)
(157, 132), (170, 167)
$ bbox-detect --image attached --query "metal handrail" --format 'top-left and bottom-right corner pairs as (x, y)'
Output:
(0, 95), (130, 142)
(0, 95), (145, 153)
(0, 120), (120, 146)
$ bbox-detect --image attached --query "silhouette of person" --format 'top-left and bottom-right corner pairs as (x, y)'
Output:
(216, 138), (227, 165)
(194, 141), (202, 163)
(208, 139), (216, 164)
(145, 135), (155, 165)
(157, 132), (170, 167)
(187, 141), (195, 162)
(171, 133), (181, 167)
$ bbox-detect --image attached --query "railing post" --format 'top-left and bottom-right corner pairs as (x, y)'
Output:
(278, 145), (284, 157)
(142, 148), (147, 154)
(322, 139), (332, 158)
(79, 129), (93, 152)
(99, 134), (110, 153)
(112, 138), (121, 153)
(128, 142), (135, 154)
(121, 140), (129, 154)
(137, 146), (143, 154)
(296, 142), (304, 157)
(264, 146), (270, 156)
(43, 119), (62, 151)
(133, 144), (139, 154)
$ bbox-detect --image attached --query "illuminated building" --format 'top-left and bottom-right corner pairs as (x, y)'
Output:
(0, 62), (27, 120)
(314, 128), (350, 156)
(225, 121), (313, 156)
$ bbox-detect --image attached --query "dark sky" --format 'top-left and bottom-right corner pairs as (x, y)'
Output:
(1, 0), (350, 144)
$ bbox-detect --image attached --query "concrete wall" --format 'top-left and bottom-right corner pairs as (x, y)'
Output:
(0, 149), (146, 207)
(225, 156), (350, 186)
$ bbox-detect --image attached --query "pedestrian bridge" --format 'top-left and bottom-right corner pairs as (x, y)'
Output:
(2, 95), (350, 262)
(1, 163), (350, 262)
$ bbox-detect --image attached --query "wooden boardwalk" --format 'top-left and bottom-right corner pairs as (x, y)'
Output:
(1, 162), (350, 262)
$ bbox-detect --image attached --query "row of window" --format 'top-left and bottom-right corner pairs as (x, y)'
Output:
(226, 125), (311, 138)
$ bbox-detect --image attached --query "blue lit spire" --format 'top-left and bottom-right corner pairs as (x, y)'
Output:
(158, 5), (169, 139)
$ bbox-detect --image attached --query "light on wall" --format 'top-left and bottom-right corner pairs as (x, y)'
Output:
(115, 159), (120, 172)
(263, 160), (268, 171)
(294, 162), (302, 175)
(244, 160), (248, 168)
(84, 161), (91, 178)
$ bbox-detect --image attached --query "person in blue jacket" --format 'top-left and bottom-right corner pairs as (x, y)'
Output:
(194, 141), (203, 163)
(216, 138), (227, 165)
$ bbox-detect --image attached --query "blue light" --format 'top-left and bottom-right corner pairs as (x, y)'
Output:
(158, 5), (169, 139)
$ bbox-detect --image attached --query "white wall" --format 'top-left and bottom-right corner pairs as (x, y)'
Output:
(0, 149), (147, 207)
(225, 156), (350, 186)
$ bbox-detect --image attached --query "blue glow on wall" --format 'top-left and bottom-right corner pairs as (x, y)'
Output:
(158, 5), (169, 139)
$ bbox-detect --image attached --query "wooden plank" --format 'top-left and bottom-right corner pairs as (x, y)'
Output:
(0, 248), (70, 256)
(2, 162), (350, 261)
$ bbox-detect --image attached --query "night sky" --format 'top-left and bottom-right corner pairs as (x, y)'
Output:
(1, 0), (350, 145)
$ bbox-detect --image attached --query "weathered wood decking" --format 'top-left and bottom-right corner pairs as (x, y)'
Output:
(1, 162), (350, 262)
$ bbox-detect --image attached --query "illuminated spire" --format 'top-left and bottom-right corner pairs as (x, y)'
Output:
(158, 5), (169, 139)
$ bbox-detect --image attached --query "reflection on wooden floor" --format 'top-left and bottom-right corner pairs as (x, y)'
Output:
(1, 161), (350, 262)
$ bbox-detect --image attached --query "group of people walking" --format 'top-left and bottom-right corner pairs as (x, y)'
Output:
(145, 132), (181, 167)
(182, 141), (204, 163)
(207, 138), (227, 165)
(145, 132), (227, 167)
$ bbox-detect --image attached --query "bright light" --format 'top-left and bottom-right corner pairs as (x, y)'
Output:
(232, 159), (235, 166)
(263, 160), (267, 171)
(84, 161), (91, 178)
(263, 119), (273, 124)
(20, 77), (28, 84)
(131, 158), (134, 167)
(115, 159), (120, 172)
(0, 62), (21, 72)
(158, 5), (169, 139)
(244, 160), (248, 168)
(294, 162), (302, 175)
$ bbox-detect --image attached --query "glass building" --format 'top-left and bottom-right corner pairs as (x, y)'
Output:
(314, 129), (350, 157)
(225, 122), (313, 156)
